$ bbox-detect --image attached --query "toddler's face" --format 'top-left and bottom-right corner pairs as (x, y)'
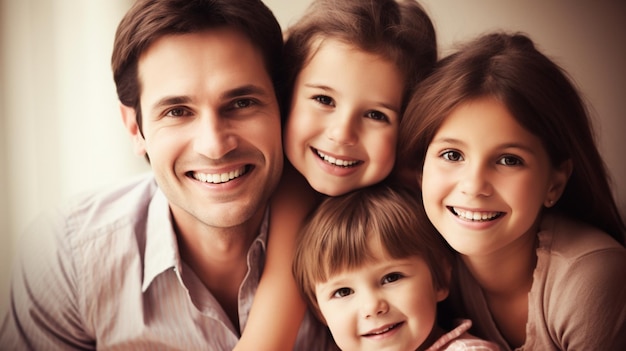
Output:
(315, 242), (447, 351)
(284, 39), (403, 196)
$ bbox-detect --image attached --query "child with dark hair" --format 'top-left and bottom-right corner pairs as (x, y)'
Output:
(399, 32), (626, 350)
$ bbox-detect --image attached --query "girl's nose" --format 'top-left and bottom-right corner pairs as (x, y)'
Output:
(326, 110), (358, 146)
(459, 163), (493, 197)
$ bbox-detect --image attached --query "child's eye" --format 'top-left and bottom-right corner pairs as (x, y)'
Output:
(498, 155), (523, 166)
(382, 272), (403, 284)
(332, 287), (353, 298)
(441, 150), (463, 162)
(313, 95), (335, 107)
(365, 110), (390, 123)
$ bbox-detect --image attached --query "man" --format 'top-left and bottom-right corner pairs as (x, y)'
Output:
(0, 0), (330, 349)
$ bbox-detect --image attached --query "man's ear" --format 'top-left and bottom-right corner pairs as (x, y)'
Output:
(120, 104), (146, 156)
(544, 159), (573, 208)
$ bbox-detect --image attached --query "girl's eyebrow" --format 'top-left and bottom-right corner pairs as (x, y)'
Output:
(303, 83), (400, 113)
(431, 137), (539, 155)
(304, 83), (335, 92)
(430, 137), (464, 146)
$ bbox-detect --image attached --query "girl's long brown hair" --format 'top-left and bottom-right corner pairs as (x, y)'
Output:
(399, 32), (625, 244)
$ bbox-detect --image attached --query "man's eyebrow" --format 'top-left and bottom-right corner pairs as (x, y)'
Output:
(222, 84), (272, 99)
(149, 84), (272, 111)
(151, 96), (192, 111)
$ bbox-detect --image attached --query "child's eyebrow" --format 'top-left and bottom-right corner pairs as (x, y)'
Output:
(430, 137), (464, 146)
(303, 83), (400, 113)
(430, 137), (537, 154)
(303, 83), (335, 92)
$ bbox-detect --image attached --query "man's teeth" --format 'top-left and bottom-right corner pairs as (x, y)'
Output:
(453, 208), (501, 221)
(192, 166), (247, 184)
(316, 150), (358, 167)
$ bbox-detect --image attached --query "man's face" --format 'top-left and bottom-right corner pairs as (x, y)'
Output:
(126, 28), (283, 235)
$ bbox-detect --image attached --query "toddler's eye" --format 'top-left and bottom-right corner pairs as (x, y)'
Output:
(382, 272), (403, 284)
(332, 287), (353, 298)
(442, 150), (463, 162)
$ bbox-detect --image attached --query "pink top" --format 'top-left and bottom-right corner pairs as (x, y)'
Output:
(452, 214), (626, 350)
(426, 319), (500, 351)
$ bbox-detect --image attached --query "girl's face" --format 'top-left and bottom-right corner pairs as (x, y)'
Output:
(315, 240), (448, 351)
(421, 97), (569, 258)
(284, 39), (403, 196)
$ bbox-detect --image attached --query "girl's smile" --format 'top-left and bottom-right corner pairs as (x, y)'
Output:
(421, 96), (569, 258)
(284, 39), (403, 196)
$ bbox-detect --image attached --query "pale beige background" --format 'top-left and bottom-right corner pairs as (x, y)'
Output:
(1, 0), (624, 317)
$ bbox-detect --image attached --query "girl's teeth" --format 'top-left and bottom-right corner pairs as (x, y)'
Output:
(316, 150), (358, 167)
(453, 208), (500, 221)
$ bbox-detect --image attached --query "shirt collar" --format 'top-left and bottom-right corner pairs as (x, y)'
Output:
(142, 188), (179, 292)
(141, 189), (271, 294)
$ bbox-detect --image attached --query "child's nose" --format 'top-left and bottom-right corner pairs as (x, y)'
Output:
(459, 163), (493, 197)
(360, 290), (389, 319)
(326, 110), (358, 146)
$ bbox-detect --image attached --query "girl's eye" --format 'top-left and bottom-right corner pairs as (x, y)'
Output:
(313, 95), (334, 107)
(332, 287), (353, 298)
(382, 272), (403, 284)
(442, 150), (463, 162)
(498, 155), (523, 166)
(365, 110), (390, 123)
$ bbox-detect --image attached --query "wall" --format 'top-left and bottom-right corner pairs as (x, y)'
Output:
(0, 0), (144, 319)
(1, 0), (624, 318)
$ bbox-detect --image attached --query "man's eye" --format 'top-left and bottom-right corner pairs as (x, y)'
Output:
(442, 150), (463, 161)
(313, 95), (334, 107)
(233, 99), (254, 109)
(332, 287), (353, 298)
(165, 108), (188, 117)
(382, 272), (403, 284)
(365, 110), (390, 123)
